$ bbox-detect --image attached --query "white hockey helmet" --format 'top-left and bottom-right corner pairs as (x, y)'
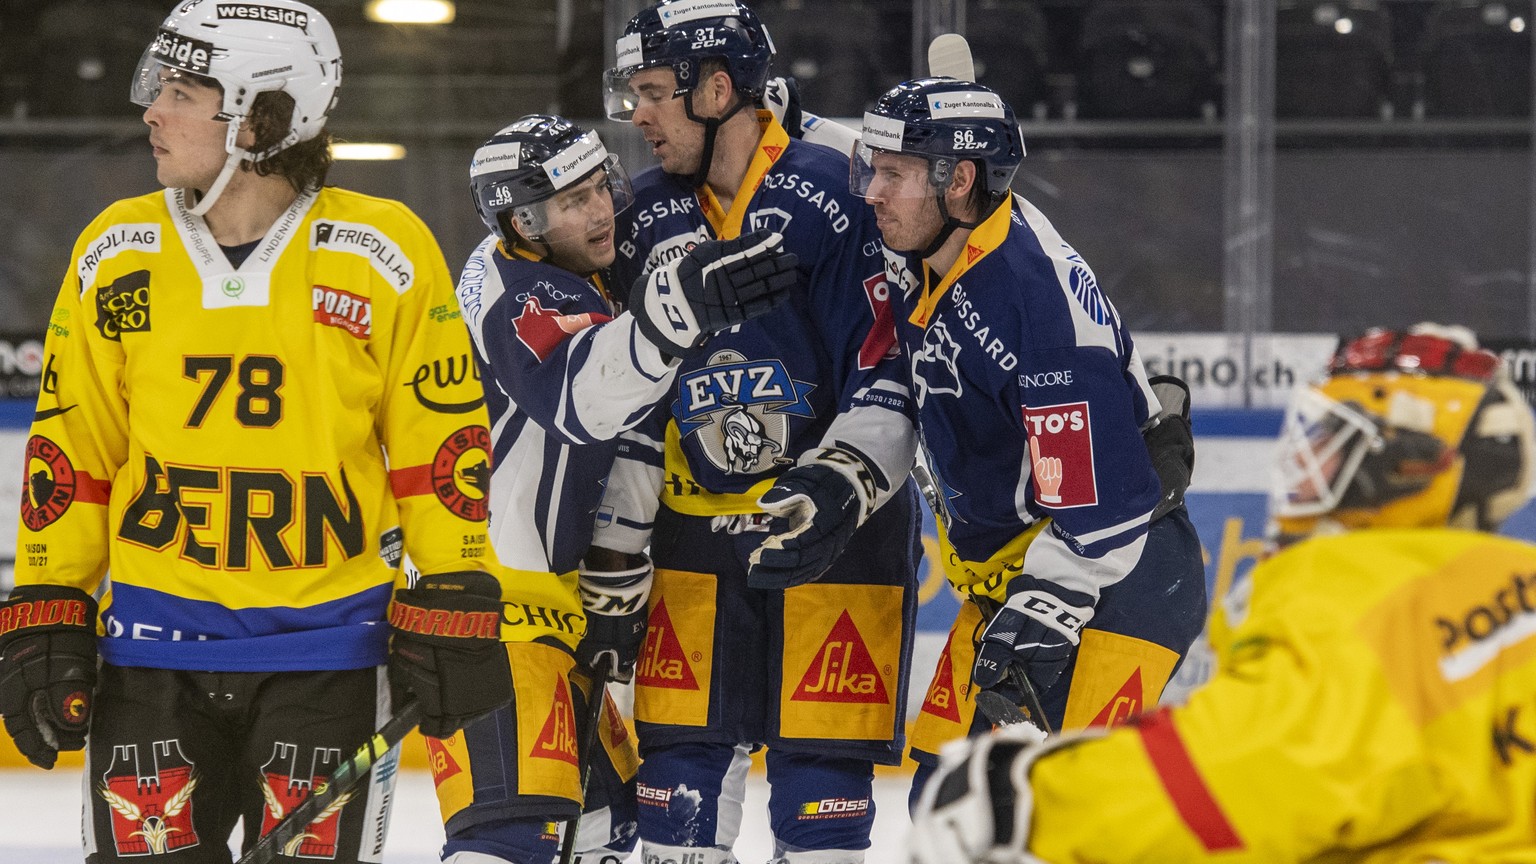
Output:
(131, 0), (341, 148)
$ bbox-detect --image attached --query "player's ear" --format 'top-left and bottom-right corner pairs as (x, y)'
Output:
(699, 67), (736, 116)
(946, 160), (979, 209)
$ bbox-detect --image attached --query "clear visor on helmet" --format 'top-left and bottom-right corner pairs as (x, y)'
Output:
(506, 156), (635, 242)
(1271, 388), (1381, 518)
(129, 50), (209, 110)
(603, 63), (683, 121)
(850, 143), (946, 200)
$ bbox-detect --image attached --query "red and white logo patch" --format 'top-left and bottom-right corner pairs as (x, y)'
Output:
(857, 272), (898, 370)
(1022, 400), (1097, 508)
(512, 297), (610, 362)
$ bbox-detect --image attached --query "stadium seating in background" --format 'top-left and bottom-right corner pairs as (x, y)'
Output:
(1420, 0), (1532, 117)
(1076, 0), (1221, 120)
(1276, 1), (1394, 119)
(756, 0), (889, 118)
(966, 0), (1052, 120)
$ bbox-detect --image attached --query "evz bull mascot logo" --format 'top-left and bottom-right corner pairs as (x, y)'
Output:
(675, 350), (815, 475)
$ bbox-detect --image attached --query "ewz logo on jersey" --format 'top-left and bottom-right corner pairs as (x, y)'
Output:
(675, 353), (815, 474)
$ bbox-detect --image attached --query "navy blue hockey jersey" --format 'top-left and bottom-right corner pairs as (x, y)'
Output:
(888, 193), (1163, 605)
(455, 238), (678, 575)
(594, 114), (916, 553)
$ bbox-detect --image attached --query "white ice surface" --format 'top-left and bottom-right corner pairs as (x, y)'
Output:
(0, 768), (918, 863)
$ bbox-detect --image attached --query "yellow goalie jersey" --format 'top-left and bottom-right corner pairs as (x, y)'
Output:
(1024, 528), (1536, 863)
(15, 186), (561, 672)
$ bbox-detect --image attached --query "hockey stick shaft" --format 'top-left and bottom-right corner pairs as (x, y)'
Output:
(558, 657), (613, 864)
(235, 698), (421, 864)
(970, 595), (1054, 735)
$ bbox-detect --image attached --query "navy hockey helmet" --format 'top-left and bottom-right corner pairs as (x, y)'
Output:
(853, 77), (1024, 208)
(470, 114), (633, 246)
(603, 0), (776, 121)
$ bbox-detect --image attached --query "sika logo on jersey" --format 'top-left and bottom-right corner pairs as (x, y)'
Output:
(675, 350), (814, 475)
(1023, 400), (1098, 508)
(423, 734), (464, 787)
(530, 676), (580, 764)
(512, 296), (610, 362)
(98, 740), (201, 856)
(260, 742), (350, 860)
(636, 599), (700, 690)
(792, 610), (890, 704)
(919, 638), (963, 723)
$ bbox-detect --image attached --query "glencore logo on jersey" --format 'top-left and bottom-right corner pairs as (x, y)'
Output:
(149, 28), (214, 74)
(77, 224), (159, 291)
(217, 3), (310, 30)
(311, 221), (415, 291)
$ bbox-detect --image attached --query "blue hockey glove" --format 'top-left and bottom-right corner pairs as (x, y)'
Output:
(748, 462), (863, 590)
(0, 584), (98, 770)
(973, 579), (1094, 698)
(576, 550), (653, 684)
(388, 571), (512, 739)
(630, 228), (798, 358)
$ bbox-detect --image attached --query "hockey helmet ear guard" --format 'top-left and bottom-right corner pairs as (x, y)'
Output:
(470, 114), (633, 246)
(851, 77), (1024, 206)
(1270, 324), (1536, 542)
(603, 0), (776, 121)
(130, 0), (341, 149)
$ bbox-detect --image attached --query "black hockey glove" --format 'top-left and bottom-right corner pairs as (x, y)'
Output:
(747, 461), (864, 590)
(1144, 374), (1195, 522)
(910, 723), (1058, 864)
(388, 571), (512, 739)
(973, 577), (1094, 698)
(576, 549), (653, 684)
(0, 584), (98, 770)
(630, 229), (798, 359)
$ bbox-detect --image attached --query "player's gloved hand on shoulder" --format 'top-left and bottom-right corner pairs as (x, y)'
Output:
(0, 584), (98, 770)
(577, 548), (653, 684)
(388, 571), (512, 739)
(631, 228), (798, 359)
(910, 724), (1066, 864)
(1144, 374), (1195, 522)
(748, 448), (877, 590)
(973, 577), (1094, 697)
(764, 76), (805, 139)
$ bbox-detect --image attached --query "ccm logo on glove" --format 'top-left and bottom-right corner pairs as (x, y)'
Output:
(1016, 591), (1087, 639)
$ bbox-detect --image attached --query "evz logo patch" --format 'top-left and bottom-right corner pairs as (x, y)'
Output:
(1022, 401), (1097, 508)
(675, 350), (814, 475)
(912, 321), (962, 403)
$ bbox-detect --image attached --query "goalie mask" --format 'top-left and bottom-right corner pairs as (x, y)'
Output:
(129, 0), (341, 216)
(1270, 324), (1536, 545)
(852, 77), (1024, 256)
(470, 114), (633, 250)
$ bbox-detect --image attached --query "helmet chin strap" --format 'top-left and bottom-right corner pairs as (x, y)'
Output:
(677, 91), (754, 190)
(914, 192), (983, 260)
(186, 118), (298, 217)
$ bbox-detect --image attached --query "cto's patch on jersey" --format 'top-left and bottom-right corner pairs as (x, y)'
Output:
(1022, 400), (1098, 508)
(21, 434), (77, 530)
(431, 426), (491, 521)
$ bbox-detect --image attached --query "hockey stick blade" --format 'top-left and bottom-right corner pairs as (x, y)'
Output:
(927, 33), (976, 82)
(975, 689), (1030, 727)
(235, 698), (421, 864)
(558, 656), (613, 864)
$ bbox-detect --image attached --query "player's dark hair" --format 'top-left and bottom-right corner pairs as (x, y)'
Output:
(247, 89), (333, 193)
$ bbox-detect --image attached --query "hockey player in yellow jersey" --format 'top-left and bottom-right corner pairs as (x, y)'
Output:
(0, 3), (576, 861)
(910, 322), (1536, 863)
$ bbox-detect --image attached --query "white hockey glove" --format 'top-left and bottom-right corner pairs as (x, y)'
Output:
(911, 725), (1079, 864)
(577, 549), (653, 683)
(747, 447), (876, 590)
(630, 229), (798, 359)
(973, 578), (1093, 699)
(764, 76), (862, 157)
